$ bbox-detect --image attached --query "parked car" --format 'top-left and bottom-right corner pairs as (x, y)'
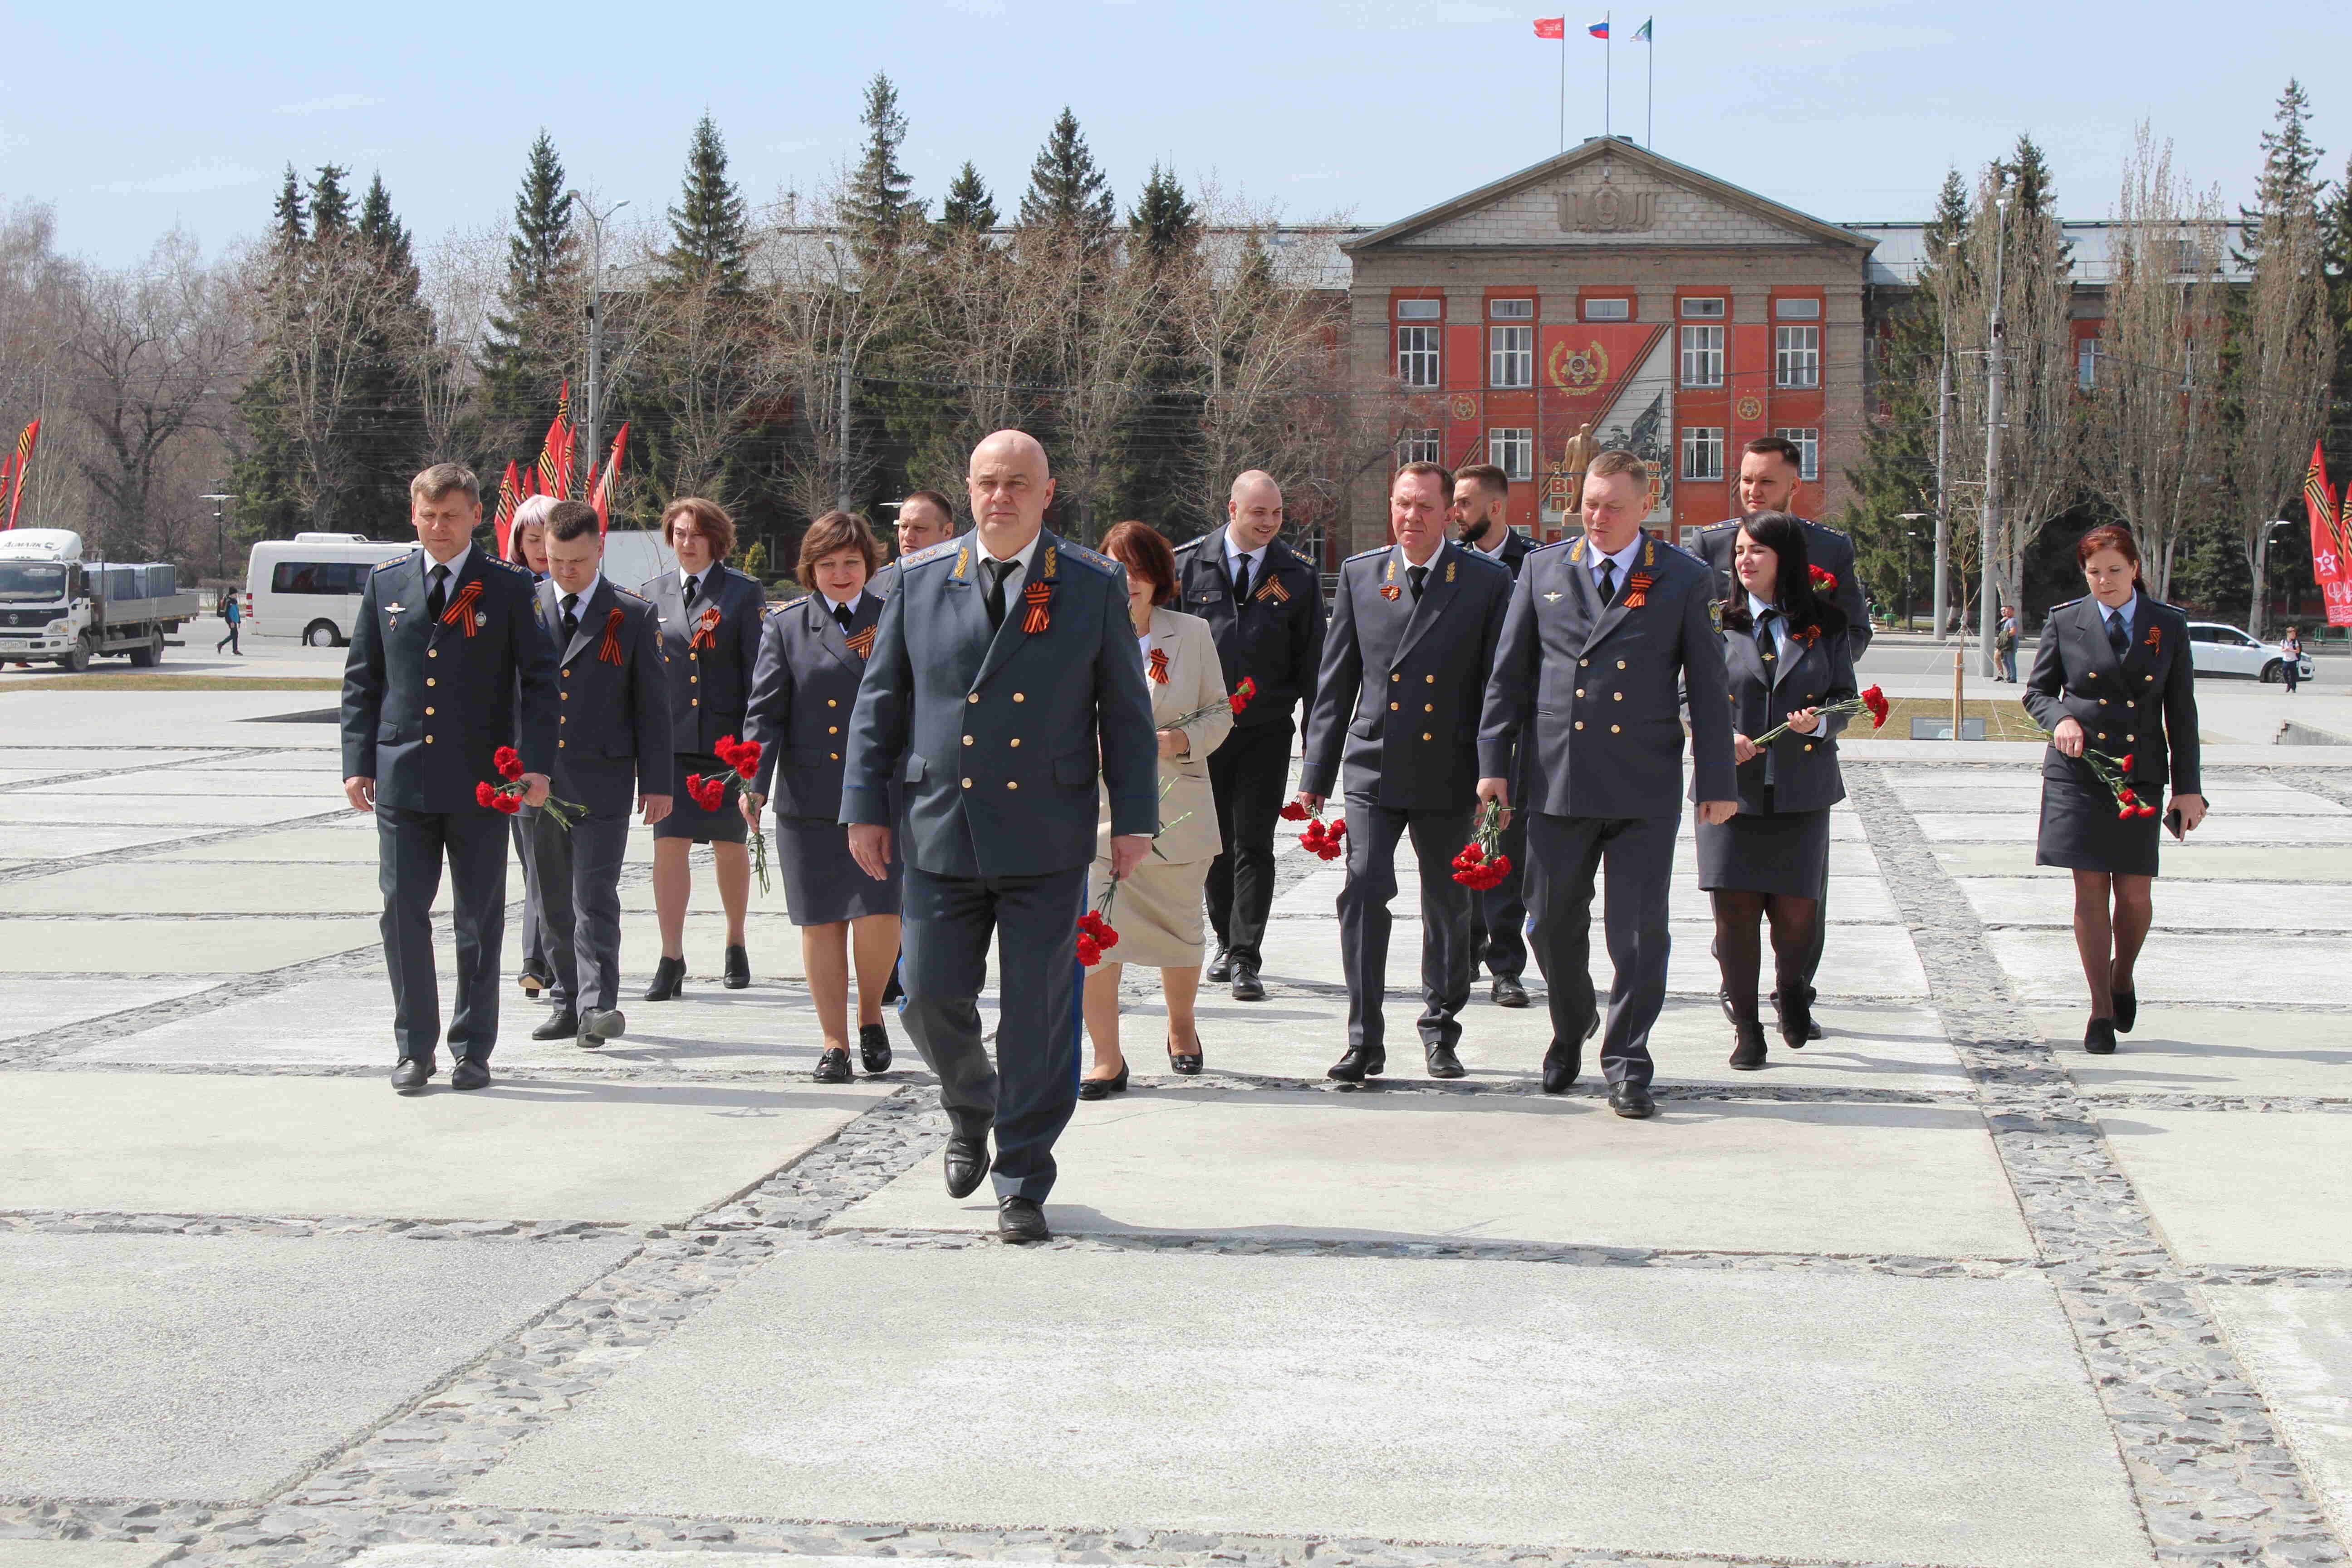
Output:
(2186, 622), (2316, 683)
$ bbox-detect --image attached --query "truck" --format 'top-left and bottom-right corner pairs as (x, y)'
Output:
(0, 529), (205, 672)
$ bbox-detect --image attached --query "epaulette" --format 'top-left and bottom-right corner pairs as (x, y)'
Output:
(372, 552), (414, 573)
(896, 537), (963, 572)
(1698, 519), (1740, 534)
(610, 585), (652, 611)
(1171, 534), (1208, 555)
(1526, 537), (1575, 556)
(769, 595), (810, 618)
(1056, 541), (1120, 576)
(2049, 597), (2082, 612)
(484, 554), (529, 575)
(1453, 545), (1509, 572)
(1343, 545), (1389, 564)
(1805, 519), (1853, 540)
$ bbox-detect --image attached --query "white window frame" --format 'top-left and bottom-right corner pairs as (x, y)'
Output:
(2078, 338), (2102, 390)
(1681, 426), (1725, 482)
(1681, 297), (1726, 319)
(1397, 427), (1441, 466)
(1396, 324), (1441, 388)
(1773, 297), (1821, 320)
(1395, 298), (1442, 320)
(1489, 427), (1534, 482)
(1583, 297), (1631, 321)
(1489, 325), (1533, 389)
(1681, 324), (1724, 387)
(1773, 427), (1820, 481)
(1489, 298), (1534, 320)
(1774, 325), (1819, 389)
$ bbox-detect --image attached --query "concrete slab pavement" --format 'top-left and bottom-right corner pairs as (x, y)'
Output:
(2042, 1009), (2352, 1100)
(2097, 1109), (2352, 1267)
(1964, 877), (2352, 930)
(2207, 1285), (2352, 1534)
(0, 1544), (179, 1568)
(1989, 930), (2352, 1006)
(0, 915), (380, 975)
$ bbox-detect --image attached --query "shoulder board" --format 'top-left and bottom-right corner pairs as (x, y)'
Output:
(485, 555), (529, 575)
(1802, 519), (1852, 540)
(2048, 597), (2083, 612)
(372, 553), (415, 573)
(1056, 542), (1119, 575)
(897, 538), (962, 572)
(1527, 538), (1575, 557)
(1454, 545), (1509, 572)
(769, 595), (810, 617)
(609, 586), (653, 611)
(1698, 520), (1740, 534)
(1171, 534), (1209, 556)
(1343, 545), (1388, 564)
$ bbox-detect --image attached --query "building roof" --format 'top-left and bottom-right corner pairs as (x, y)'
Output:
(1847, 220), (2254, 287)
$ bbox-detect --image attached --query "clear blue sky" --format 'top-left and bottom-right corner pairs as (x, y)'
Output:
(10, 0), (2352, 267)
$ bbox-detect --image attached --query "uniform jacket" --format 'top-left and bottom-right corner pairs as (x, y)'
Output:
(1100, 605), (1231, 865)
(1716, 603), (1857, 815)
(640, 563), (764, 756)
(746, 588), (884, 822)
(2022, 592), (2200, 795)
(1301, 541), (1514, 810)
(1480, 533), (1736, 818)
(1172, 530), (1324, 733)
(341, 547), (559, 813)
(840, 530), (1160, 880)
(1697, 518), (1872, 659)
(531, 577), (669, 818)
(1465, 527), (1537, 579)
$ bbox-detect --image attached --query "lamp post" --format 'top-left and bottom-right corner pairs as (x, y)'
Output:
(199, 493), (232, 583)
(565, 195), (630, 480)
(1978, 182), (2012, 680)
(1898, 512), (1928, 634)
(2261, 519), (2293, 639)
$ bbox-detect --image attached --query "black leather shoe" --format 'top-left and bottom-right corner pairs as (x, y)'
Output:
(944, 1136), (990, 1199)
(1608, 1081), (1656, 1118)
(813, 1046), (852, 1083)
(858, 1023), (892, 1073)
(391, 1058), (432, 1094)
(1729, 1019), (1769, 1070)
(518, 971), (546, 999)
(531, 1009), (579, 1041)
(1717, 988), (1739, 1026)
(997, 1196), (1050, 1244)
(1541, 1042), (1580, 1094)
(2085, 1017), (2119, 1055)
(582, 1008), (625, 1046)
(1328, 1047), (1385, 1083)
(1166, 1037), (1203, 1076)
(643, 956), (686, 1001)
(1491, 975), (1529, 1008)
(1077, 1063), (1129, 1100)
(1230, 964), (1265, 1002)
(2112, 990), (2137, 1034)
(723, 944), (751, 989)
(1776, 989), (1813, 1052)
(1425, 1043), (1466, 1079)
(1773, 985), (1824, 1042)
(1206, 946), (1234, 984)
(451, 1058), (492, 1091)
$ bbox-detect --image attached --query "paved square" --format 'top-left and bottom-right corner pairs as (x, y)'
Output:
(2097, 1109), (2352, 1267)
(0, 916), (380, 975)
(0, 1546), (178, 1568)
(1989, 930), (2352, 1006)
(0, 977), (220, 1044)
(2206, 1285), (2352, 1533)
(2043, 1009), (2352, 1099)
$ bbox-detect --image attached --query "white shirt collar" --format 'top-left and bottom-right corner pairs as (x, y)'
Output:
(680, 563), (713, 593)
(1588, 534), (1642, 577)
(555, 573), (602, 607)
(1746, 592), (1777, 621)
(1391, 541), (1448, 577)
(423, 542), (470, 579)
(1224, 528), (1268, 570)
(819, 588), (864, 615)
(2100, 596), (2135, 631)
(978, 531), (1042, 572)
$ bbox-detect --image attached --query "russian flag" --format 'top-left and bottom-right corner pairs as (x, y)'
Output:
(1588, 19), (1608, 36)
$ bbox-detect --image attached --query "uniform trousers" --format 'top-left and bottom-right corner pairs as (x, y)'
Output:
(1524, 810), (1677, 1087)
(1338, 793), (1474, 1054)
(1466, 766), (1528, 979)
(1205, 720), (1293, 969)
(520, 806), (630, 1014)
(900, 863), (1085, 1203)
(376, 804), (510, 1065)
(512, 817), (549, 983)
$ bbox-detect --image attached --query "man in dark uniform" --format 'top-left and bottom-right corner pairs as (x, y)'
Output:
(1450, 462), (1534, 1009)
(1480, 450), (1737, 1118)
(342, 464), (558, 1094)
(1296, 461), (1514, 1083)
(872, 489), (957, 601)
(1174, 470), (1324, 1002)
(842, 431), (1158, 1245)
(1692, 435), (1869, 1038)
(523, 500), (671, 1049)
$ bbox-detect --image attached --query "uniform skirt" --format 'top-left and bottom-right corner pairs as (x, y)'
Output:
(652, 753), (749, 845)
(2036, 769), (2161, 877)
(777, 815), (901, 925)
(1085, 854), (1212, 969)
(1696, 801), (1831, 898)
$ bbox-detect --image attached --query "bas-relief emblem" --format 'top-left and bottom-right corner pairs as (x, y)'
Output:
(1557, 186), (1658, 234)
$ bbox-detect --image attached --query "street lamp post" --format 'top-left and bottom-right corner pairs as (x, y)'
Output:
(1898, 512), (1929, 635)
(2261, 519), (2294, 639)
(199, 493), (232, 583)
(566, 195), (630, 483)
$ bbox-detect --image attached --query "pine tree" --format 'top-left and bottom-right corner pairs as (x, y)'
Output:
(2243, 81), (2324, 263)
(1121, 164), (1203, 532)
(2323, 148), (2352, 473)
(935, 162), (999, 240)
(309, 164), (352, 237)
(479, 132), (579, 437)
(230, 168), (310, 543)
(1018, 108), (1114, 242)
(660, 113), (751, 295)
(843, 72), (920, 266)
(348, 173), (432, 524)
(1128, 162), (1199, 266)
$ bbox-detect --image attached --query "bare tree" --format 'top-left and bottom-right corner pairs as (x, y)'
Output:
(414, 223), (505, 464)
(899, 224), (1060, 487)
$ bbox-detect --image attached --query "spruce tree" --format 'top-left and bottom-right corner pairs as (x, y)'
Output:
(309, 164), (352, 237)
(1018, 108), (1114, 242)
(230, 168), (310, 543)
(843, 72), (920, 266)
(349, 174), (432, 524)
(2243, 81), (2324, 263)
(1128, 162), (1199, 266)
(938, 162), (998, 234)
(1122, 164), (1204, 533)
(479, 132), (578, 436)
(661, 113), (752, 295)
(2323, 148), (2352, 474)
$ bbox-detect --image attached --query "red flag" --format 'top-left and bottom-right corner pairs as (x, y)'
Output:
(0, 453), (15, 531)
(1533, 16), (1565, 36)
(4, 420), (38, 531)
(492, 461), (521, 559)
(587, 422), (629, 536)
(2305, 441), (2352, 628)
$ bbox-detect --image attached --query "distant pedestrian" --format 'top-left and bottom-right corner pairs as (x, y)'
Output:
(215, 592), (242, 655)
(1997, 605), (2019, 683)
(2281, 628), (2303, 694)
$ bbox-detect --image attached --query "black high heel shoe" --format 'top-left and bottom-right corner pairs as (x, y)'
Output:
(643, 955), (686, 1001)
(2112, 990), (2137, 1034)
(1166, 1035), (1203, 1076)
(2084, 1017), (2119, 1055)
(1078, 1063), (1130, 1100)
(723, 944), (751, 990)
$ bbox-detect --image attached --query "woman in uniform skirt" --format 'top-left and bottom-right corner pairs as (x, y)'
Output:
(1699, 510), (1857, 1069)
(1078, 521), (1235, 1097)
(508, 495), (557, 1001)
(742, 511), (900, 1083)
(2023, 524), (2205, 1055)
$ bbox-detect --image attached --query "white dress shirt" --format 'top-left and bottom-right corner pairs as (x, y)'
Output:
(1224, 528), (1269, 593)
(976, 531), (1044, 606)
(2100, 596), (2136, 642)
(1746, 592), (1789, 661)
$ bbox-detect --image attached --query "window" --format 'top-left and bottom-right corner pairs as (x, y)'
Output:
(1489, 298), (1534, 320)
(270, 561), (372, 595)
(1397, 325), (1441, 388)
(1774, 298), (1821, 320)
(2078, 338), (2102, 390)
(1681, 427), (1725, 482)
(1774, 427), (1820, 481)
(1583, 297), (1631, 321)
(1396, 299), (1442, 320)
(1681, 297), (1725, 318)
(1490, 427), (1534, 482)
(1681, 324), (1724, 387)
(1397, 428), (1441, 466)
(1489, 325), (1533, 388)
(2189, 625), (2220, 644)
(1774, 325), (1819, 388)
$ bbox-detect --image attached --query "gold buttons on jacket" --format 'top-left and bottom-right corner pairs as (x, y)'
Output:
(1009, 738), (1021, 748)
(1422, 732), (1432, 741)
(1579, 658), (1588, 667)
(1575, 721), (1585, 730)
(828, 699), (838, 707)
(1613, 692), (1623, 701)
(2125, 733), (2135, 742)
(1617, 661), (1627, 670)
(1804, 743), (1815, 752)
(427, 649), (437, 659)
(1610, 724), (1621, 734)
(558, 740), (566, 749)
(2099, 698), (2109, 706)
(691, 698), (699, 707)
(1007, 780), (1019, 790)
(968, 693), (980, 704)
(2097, 732), (2107, 740)
(1425, 675), (1436, 684)
(828, 726), (838, 735)
(1389, 701), (1398, 710)
(425, 677), (435, 688)
(962, 777), (973, 789)
(1391, 672), (1400, 682)
(425, 735), (435, 744)
(830, 752), (839, 760)
(563, 667), (572, 678)
(1423, 703), (1433, 712)
(963, 735), (974, 746)
(424, 706), (435, 716)
(559, 716), (566, 725)
(1013, 692), (1025, 702)
(560, 692), (568, 701)
(1576, 688), (1586, 697)
(690, 674), (698, 683)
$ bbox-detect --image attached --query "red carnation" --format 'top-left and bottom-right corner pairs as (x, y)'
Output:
(475, 781), (498, 808)
(493, 794), (521, 815)
(2117, 788), (2137, 806)
(1076, 933), (1101, 966)
(1280, 801), (1311, 822)
(494, 745), (525, 783)
(1860, 685), (1890, 729)
(1229, 676), (1257, 715)
(1809, 564), (1838, 592)
(2136, 803), (2159, 818)
(2118, 754), (2135, 771)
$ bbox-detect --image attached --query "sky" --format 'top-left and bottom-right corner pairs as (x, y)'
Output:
(9, 0), (2352, 270)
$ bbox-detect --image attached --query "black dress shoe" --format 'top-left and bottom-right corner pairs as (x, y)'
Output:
(858, 1023), (892, 1073)
(944, 1136), (990, 1199)
(1773, 985), (1825, 1043)
(1425, 1043), (1466, 1079)
(1717, 988), (1739, 1026)
(2085, 1017), (2119, 1055)
(1541, 1042), (1580, 1094)
(723, 944), (751, 990)
(1077, 1063), (1129, 1100)
(1166, 1038), (1203, 1075)
(451, 1058), (492, 1091)
(813, 1046), (852, 1083)
(997, 1196), (1050, 1244)
(582, 1008), (626, 1046)
(391, 1058), (432, 1094)
(2112, 990), (2137, 1034)
(1230, 964), (1265, 1002)
(1206, 946), (1234, 984)
(1491, 974), (1530, 1008)
(1328, 1047), (1385, 1083)
(643, 956), (686, 1001)
(1608, 1080), (1656, 1118)
(518, 971), (546, 999)
(1729, 1019), (1769, 1071)
(531, 1009), (580, 1041)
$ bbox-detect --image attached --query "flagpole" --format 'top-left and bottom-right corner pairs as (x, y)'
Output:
(1604, 12), (1612, 140)
(1558, 29), (1566, 152)
(1646, 21), (1653, 147)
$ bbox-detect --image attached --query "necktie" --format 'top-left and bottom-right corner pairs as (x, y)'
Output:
(1754, 608), (1778, 668)
(1407, 565), (1428, 603)
(426, 565), (449, 622)
(983, 558), (1014, 631)
(1595, 558), (1617, 605)
(561, 593), (580, 644)
(833, 601), (855, 633)
(1233, 554), (1251, 604)
(2107, 611), (2129, 659)
(683, 573), (701, 606)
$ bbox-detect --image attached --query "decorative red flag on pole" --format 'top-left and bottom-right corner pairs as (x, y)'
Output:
(0, 452), (15, 531)
(587, 421), (629, 536)
(535, 380), (573, 499)
(492, 461), (521, 559)
(4, 420), (39, 531)
(2305, 441), (2352, 627)
(1533, 16), (1565, 36)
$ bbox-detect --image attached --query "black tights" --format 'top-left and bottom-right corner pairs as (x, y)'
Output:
(1711, 890), (1818, 1022)
(2072, 871), (2153, 1018)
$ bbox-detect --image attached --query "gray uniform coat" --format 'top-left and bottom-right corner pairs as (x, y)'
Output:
(642, 564), (765, 755)
(1696, 518), (1872, 659)
(1717, 607), (1857, 815)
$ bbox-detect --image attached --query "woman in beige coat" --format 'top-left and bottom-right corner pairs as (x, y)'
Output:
(1082, 521), (1235, 1097)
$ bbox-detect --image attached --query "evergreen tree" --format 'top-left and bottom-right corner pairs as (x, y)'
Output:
(660, 113), (752, 295)
(1121, 164), (1204, 533)
(843, 72), (920, 265)
(2242, 80), (2324, 262)
(230, 167), (310, 543)
(935, 161), (999, 240)
(2324, 147), (2352, 471)
(348, 173), (432, 524)
(478, 132), (579, 439)
(308, 164), (352, 237)
(1128, 162), (1199, 266)
(1018, 108), (1114, 242)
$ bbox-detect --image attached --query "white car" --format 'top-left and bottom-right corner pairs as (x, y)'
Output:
(2185, 622), (2315, 683)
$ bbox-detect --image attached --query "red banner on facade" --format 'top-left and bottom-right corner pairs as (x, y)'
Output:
(2306, 441), (2352, 627)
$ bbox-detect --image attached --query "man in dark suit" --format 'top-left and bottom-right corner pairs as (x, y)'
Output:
(872, 488), (957, 601)
(842, 431), (1158, 1244)
(1297, 461), (1514, 1083)
(1174, 470), (1324, 1002)
(342, 464), (559, 1094)
(523, 500), (671, 1049)
(1692, 435), (1869, 1038)
(1450, 461), (1534, 1009)
(1480, 449), (1738, 1118)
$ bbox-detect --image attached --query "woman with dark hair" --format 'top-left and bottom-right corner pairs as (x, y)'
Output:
(1078, 520), (1233, 1096)
(2023, 524), (2204, 1055)
(1700, 510), (1858, 1069)
(742, 511), (900, 1082)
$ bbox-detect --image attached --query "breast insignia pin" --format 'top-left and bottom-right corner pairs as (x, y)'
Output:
(1543, 591), (1563, 603)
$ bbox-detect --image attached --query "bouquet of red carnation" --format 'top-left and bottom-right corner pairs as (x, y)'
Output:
(477, 746), (586, 827)
(686, 734), (772, 893)
(1288, 803), (1347, 862)
(1076, 883), (1122, 967)
(1158, 677), (1256, 735)
(2047, 734), (2157, 819)
(1809, 564), (1838, 593)
(1450, 799), (1511, 890)
(1228, 676), (1256, 715)
(1750, 684), (1890, 745)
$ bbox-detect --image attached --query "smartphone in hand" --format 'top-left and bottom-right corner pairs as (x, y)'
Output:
(2164, 807), (2185, 841)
